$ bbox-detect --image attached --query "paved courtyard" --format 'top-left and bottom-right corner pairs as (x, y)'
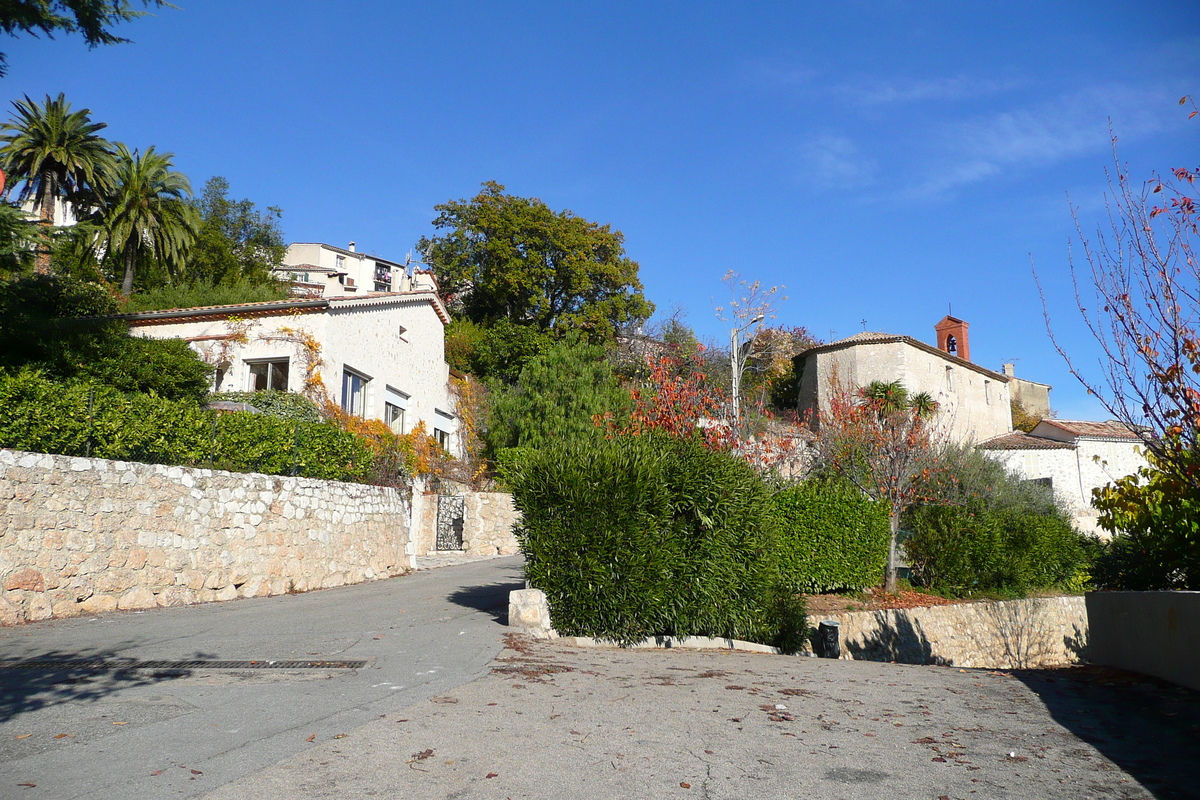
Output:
(200, 635), (1200, 800)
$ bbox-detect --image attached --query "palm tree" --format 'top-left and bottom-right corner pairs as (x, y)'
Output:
(0, 93), (113, 273)
(860, 380), (909, 413)
(98, 144), (198, 295)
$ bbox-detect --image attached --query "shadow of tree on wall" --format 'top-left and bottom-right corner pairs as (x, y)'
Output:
(838, 611), (951, 666)
(969, 598), (1069, 669)
(1012, 665), (1200, 800)
(0, 646), (205, 724)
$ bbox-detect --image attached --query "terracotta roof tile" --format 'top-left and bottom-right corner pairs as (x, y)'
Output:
(1037, 419), (1143, 440)
(978, 432), (1076, 451)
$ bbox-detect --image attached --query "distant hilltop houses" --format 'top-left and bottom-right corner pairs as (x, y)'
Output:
(124, 241), (462, 454)
(794, 315), (1148, 534)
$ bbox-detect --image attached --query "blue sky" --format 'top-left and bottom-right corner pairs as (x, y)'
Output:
(4, 1), (1197, 419)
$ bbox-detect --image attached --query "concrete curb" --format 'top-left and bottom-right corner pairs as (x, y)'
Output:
(559, 635), (784, 655)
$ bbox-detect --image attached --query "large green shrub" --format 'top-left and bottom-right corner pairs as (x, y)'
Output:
(212, 390), (323, 423)
(486, 339), (629, 454)
(0, 274), (212, 402)
(900, 447), (1091, 595)
(1090, 451), (1200, 590)
(903, 502), (1087, 595)
(508, 432), (805, 650)
(771, 480), (890, 593)
(0, 370), (371, 482)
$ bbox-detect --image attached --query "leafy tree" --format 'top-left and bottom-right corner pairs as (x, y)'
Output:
(1092, 450), (1199, 590)
(1010, 397), (1041, 432)
(0, 273), (211, 401)
(418, 181), (653, 340)
(0, 0), (170, 75)
(93, 143), (198, 295)
(487, 339), (629, 453)
(0, 92), (113, 273)
(443, 318), (554, 384)
(186, 176), (286, 287)
(808, 379), (949, 593)
(0, 198), (36, 274)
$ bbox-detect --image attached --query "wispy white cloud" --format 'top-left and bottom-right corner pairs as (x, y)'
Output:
(797, 135), (877, 188)
(835, 75), (1021, 106)
(900, 83), (1180, 200)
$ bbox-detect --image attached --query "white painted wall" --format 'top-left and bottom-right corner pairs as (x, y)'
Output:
(799, 340), (1012, 445)
(984, 439), (1149, 535)
(130, 296), (460, 454)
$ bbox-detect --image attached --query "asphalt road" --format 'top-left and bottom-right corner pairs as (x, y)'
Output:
(3, 556), (1197, 800)
(0, 555), (525, 799)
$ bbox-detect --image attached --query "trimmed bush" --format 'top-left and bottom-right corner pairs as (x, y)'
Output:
(771, 481), (890, 593)
(212, 390), (323, 423)
(507, 432), (804, 650)
(903, 502), (1087, 595)
(0, 370), (371, 482)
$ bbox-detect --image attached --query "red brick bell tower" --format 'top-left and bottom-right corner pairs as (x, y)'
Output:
(935, 315), (970, 361)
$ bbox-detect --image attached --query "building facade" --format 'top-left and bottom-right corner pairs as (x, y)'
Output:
(277, 242), (429, 297)
(123, 292), (460, 453)
(978, 420), (1149, 535)
(795, 316), (1014, 445)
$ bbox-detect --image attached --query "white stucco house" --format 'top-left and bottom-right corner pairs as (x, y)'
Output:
(978, 419), (1150, 535)
(795, 316), (1014, 445)
(122, 290), (461, 453)
(276, 242), (416, 297)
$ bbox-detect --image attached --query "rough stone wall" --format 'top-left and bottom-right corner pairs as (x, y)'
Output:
(412, 481), (521, 557)
(0, 449), (412, 626)
(804, 596), (1088, 669)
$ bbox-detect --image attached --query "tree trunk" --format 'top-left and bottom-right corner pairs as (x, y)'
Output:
(33, 201), (53, 274)
(884, 507), (901, 594)
(121, 249), (135, 296)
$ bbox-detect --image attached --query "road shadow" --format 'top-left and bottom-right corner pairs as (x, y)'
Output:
(447, 573), (526, 625)
(0, 646), (214, 724)
(1010, 665), (1200, 799)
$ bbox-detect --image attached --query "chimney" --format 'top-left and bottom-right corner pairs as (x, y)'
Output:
(934, 315), (970, 361)
(348, 241), (356, 252)
(1002, 363), (1015, 377)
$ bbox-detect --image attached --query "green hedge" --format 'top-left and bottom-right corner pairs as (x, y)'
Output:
(507, 432), (806, 651)
(903, 502), (1087, 595)
(0, 370), (372, 482)
(212, 390), (324, 423)
(771, 481), (889, 593)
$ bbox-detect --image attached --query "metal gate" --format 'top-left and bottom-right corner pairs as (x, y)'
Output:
(435, 494), (465, 551)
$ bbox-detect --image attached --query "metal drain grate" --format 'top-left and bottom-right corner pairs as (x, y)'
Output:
(0, 659), (367, 671)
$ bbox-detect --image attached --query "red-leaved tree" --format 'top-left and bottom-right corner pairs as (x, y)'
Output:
(808, 380), (949, 593)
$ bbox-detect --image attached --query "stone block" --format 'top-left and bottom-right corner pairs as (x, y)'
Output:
(156, 587), (196, 607)
(80, 595), (118, 614)
(26, 593), (52, 621)
(52, 600), (83, 618)
(0, 596), (20, 626)
(215, 584), (238, 602)
(508, 588), (555, 637)
(4, 567), (45, 592)
(118, 587), (156, 610)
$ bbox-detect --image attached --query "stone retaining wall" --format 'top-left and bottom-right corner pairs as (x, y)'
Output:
(805, 596), (1089, 668)
(0, 449), (412, 626)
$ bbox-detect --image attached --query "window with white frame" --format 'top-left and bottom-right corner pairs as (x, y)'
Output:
(341, 367), (371, 416)
(247, 358), (289, 392)
(384, 387), (409, 434)
(434, 409), (454, 449)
